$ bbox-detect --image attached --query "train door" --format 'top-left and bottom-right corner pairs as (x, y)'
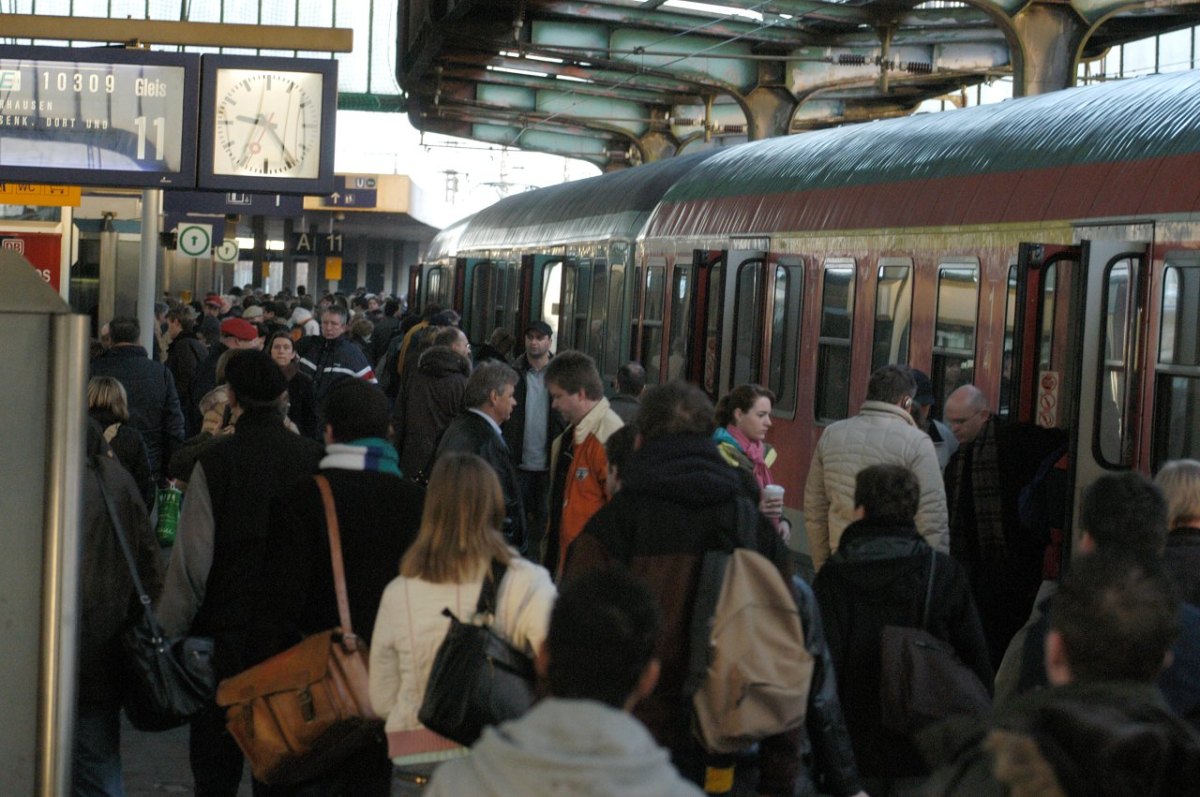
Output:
(462, 258), (520, 346)
(1010, 237), (1150, 540)
(723, 243), (769, 394)
(688, 250), (723, 396)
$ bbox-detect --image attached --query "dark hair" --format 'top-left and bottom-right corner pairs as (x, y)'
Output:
(853, 464), (920, 525)
(463, 361), (518, 409)
(107, 316), (140, 345)
(714, 383), (775, 428)
(604, 423), (638, 474)
(420, 302), (443, 321)
(224, 350), (287, 408)
(384, 298), (400, 317)
(323, 380), (390, 441)
(636, 380), (714, 440)
(487, 327), (515, 354)
(865, 364), (916, 404)
(545, 350), (604, 400)
(549, 566), (660, 707)
(616, 362), (647, 397)
(166, 308), (195, 333)
(1050, 552), (1178, 683)
(1081, 472), (1168, 557)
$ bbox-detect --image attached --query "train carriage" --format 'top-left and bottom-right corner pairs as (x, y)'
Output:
(419, 71), (1200, 551)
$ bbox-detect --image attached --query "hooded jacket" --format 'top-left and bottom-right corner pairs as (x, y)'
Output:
(425, 699), (704, 797)
(395, 345), (470, 478)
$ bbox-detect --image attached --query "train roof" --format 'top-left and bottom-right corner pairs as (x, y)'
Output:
(646, 70), (1200, 238)
(426, 214), (473, 261)
(455, 149), (720, 251)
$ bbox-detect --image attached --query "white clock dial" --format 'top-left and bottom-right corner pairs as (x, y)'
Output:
(212, 68), (324, 179)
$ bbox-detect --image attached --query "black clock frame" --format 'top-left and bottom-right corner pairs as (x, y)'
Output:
(196, 54), (337, 196)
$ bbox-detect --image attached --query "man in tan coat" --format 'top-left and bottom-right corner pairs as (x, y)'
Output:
(804, 365), (948, 571)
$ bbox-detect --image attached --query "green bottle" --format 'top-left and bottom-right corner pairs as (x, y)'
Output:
(156, 484), (182, 547)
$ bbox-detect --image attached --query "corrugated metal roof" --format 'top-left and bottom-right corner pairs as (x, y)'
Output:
(425, 214), (473, 261)
(455, 149), (721, 251)
(647, 71), (1200, 237)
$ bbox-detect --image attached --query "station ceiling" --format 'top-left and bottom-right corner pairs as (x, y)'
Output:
(397, 0), (1200, 169)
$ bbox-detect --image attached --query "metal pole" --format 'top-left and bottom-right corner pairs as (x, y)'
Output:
(38, 313), (88, 797)
(139, 190), (160, 355)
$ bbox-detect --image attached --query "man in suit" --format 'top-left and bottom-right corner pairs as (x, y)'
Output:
(436, 362), (526, 550)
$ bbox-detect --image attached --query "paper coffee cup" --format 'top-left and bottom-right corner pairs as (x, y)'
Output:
(762, 484), (785, 501)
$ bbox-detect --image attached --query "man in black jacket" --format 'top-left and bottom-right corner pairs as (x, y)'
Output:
(91, 316), (185, 482)
(502, 322), (566, 559)
(256, 380), (424, 796)
(157, 350), (323, 797)
(436, 361), (526, 550)
(814, 464), (990, 796)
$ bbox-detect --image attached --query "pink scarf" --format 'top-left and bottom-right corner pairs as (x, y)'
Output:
(725, 424), (773, 490)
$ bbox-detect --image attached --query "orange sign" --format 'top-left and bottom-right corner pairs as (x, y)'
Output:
(325, 256), (343, 281)
(0, 183), (81, 207)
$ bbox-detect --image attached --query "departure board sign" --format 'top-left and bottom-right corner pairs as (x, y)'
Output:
(0, 46), (199, 188)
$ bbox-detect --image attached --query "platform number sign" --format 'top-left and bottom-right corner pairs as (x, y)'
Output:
(178, 223), (213, 257)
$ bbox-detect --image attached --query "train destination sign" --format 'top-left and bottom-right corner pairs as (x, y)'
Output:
(0, 45), (199, 188)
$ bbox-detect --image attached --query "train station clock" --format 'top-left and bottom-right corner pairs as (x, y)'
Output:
(197, 55), (337, 195)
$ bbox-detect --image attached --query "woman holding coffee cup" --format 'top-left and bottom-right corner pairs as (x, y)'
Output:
(714, 384), (791, 541)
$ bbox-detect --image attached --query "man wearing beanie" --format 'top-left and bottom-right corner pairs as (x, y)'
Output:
(158, 350), (324, 795)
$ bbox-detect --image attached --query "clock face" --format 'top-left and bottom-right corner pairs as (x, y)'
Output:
(212, 68), (324, 179)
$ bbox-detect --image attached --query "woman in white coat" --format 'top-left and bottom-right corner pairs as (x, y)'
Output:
(369, 452), (557, 770)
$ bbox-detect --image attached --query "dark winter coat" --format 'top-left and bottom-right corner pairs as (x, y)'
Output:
(91, 344), (185, 478)
(90, 407), (154, 510)
(812, 518), (992, 779)
(435, 410), (526, 550)
(923, 682), (1200, 797)
(562, 433), (798, 795)
(165, 331), (208, 425)
(1167, 527), (1200, 606)
(254, 468), (424, 659)
(281, 364), (320, 440)
(190, 410), (324, 677)
(79, 433), (164, 707)
(395, 346), (470, 479)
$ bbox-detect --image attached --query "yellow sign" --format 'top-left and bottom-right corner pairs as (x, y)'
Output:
(325, 256), (343, 281)
(262, 261), (271, 279)
(0, 183), (81, 207)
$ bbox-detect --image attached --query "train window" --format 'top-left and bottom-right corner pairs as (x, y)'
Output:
(426, 266), (447, 309)
(704, 263), (723, 395)
(1040, 263), (1058, 372)
(642, 264), (666, 384)
(768, 262), (803, 414)
(816, 260), (855, 422)
(570, 259), (593, 354)
(588, 259), (609, 370)
(607, 262), (626, 375)
(1153, 264), (1200, 466)
(932, 263), (979, 414)
(559, 260), (579, 350)
(666, 266), (693, 383)
(871, 260), (913, 373)
(731, 258), (765, 389)
(503, 261), (520, 341)
(467, 261), (494, 342)
(1097, 258), (1134, 467)
(1001, 263), (1018, 418)
(542, 260), (563, 349)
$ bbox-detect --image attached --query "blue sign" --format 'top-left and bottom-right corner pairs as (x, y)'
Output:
(164, 190), (303, 217)
(324, 175), (377, 208)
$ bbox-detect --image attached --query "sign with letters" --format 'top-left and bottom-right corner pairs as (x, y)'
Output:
(290, 231), (343, 256)
(0, 45), (199, 188)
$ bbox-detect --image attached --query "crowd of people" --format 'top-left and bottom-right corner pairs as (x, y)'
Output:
(75, 284), (1200, 797)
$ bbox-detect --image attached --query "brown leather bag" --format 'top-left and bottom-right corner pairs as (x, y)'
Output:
(216, 475), (383, 785)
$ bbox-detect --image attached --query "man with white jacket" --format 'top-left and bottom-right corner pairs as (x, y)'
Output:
(805, 365), (949, 571)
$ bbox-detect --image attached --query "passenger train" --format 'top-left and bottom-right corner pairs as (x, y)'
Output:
(410, 70), (1200, 547)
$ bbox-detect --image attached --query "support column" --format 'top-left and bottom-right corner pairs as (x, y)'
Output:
(251, 215), (266, 290)
(382, 241), (397, 297)
(1010, 3), (1088, 96)
(137, 190), (159, 355)
(281, 217), (296, 295)
(744, 85), (797, 140)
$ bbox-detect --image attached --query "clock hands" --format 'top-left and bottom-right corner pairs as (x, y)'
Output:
(235, 113), (298, 169)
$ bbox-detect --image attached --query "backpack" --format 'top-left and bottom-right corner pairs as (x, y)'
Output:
(685, 498), (813, 754)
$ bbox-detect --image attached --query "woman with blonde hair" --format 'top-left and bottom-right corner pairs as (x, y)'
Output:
(87, 375), (154, 509)
(369, 452), (556, 768)
(1155, 459), (1200, 604)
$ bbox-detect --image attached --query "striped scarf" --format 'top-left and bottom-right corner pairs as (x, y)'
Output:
(319, 438), (403, 477)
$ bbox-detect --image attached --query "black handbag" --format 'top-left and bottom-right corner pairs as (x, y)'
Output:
(879, 549), (991, 736)
(417, 560), (537, 746)
(96, 473), (215, 731)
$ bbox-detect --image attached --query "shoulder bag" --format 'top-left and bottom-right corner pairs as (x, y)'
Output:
(96, 468), (215, 732)
(215, 475), (382, 785)
(879, 548), (992, 736)
(417, 559), (537, 746)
